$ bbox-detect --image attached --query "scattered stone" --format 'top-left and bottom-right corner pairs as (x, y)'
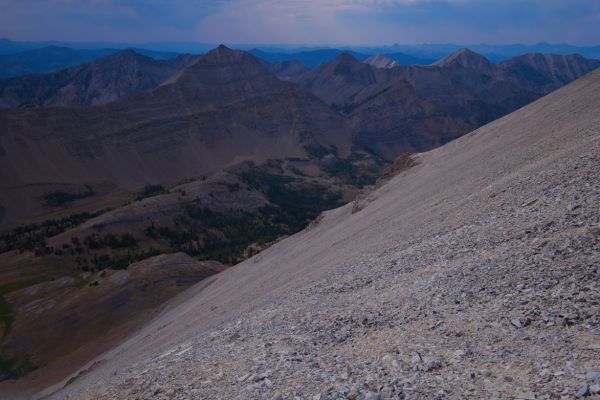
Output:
(364, 391), (381, 400)
(521, 198), (538, 207)
(410, 351), (422, 364)
(585, 371), (600, 381)
(576, 383), (590, 398)
(424, 358), (443, 372)
(238, 372), (253, 382)
(511, 318), (523, 329)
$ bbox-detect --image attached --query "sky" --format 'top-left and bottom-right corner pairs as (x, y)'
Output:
(1, 0), (599, 46)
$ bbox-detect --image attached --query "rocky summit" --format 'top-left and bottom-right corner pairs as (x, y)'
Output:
(36, 67), (600, 400)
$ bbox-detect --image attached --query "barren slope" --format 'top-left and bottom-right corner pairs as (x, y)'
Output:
(0, 50), (197, 107)
(34, 69), (600, 399)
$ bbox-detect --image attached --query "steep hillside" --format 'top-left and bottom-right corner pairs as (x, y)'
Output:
(0, 148), (382, 393)
(0, 45), (352, 224)
(0, 50), (197, 107)
(37, 67), (600, 400)
(498, 52), (600, 92)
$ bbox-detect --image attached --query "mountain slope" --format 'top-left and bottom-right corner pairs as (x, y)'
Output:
(498, 52), (600, 92)
(266, 60), (309, 80)
(294, 52), (387, 106)
(0, 46), (352, 224)
(41, 69), (600, 400)
(363, 54), (400, 69)
(297, 49), (598, 159)
(0, 50), (197, 107)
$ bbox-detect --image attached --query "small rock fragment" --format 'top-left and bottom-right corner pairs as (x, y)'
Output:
(576, 384), (590, 398)
(364, 392), (381, 400)
(424, 358), (443, 372)
(585, 371), (600, 381)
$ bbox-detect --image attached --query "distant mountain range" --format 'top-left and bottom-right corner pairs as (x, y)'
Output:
(2, 38), (598, 80)
(293, 48), (599, 158)
(0, 45), (185, 79)
(0, 45), (351, 193)
(1, 45), (597, 211)
(0, 50), (197, 107)
(2, 38), (600, 60)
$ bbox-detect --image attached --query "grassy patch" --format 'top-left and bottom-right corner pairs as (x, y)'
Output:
(40, 186), (94, 207)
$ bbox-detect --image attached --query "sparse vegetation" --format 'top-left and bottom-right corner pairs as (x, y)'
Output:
(0, 348), (37, 381)
(321, 156), (379, 187)
(40, 186), (94, 207)
(0, 209), (108, 254)
(83, 233), (137, 250)
(138, 170), (343, 264)
(304, 145), (333, 159)
(135, 184), (167, 201)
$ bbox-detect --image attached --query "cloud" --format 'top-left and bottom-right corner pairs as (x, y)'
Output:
(0, 0), (599, 45)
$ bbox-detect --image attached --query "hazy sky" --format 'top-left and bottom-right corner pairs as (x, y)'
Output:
(1, 0), (599, 45)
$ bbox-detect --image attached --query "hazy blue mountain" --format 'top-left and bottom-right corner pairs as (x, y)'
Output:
(0, 45), (183, 79)
(386, 52), (436, 65)
(0, 38), (213, 55)
(249, 48), (369, 68)
(0, 50), (197, 107)
(349, 43), (600, 62)
(0, 46), (115, 78)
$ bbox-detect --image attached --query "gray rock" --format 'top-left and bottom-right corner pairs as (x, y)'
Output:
(585, 371), (600, 381)
(511, 318), (523, 328)
(410, 351), (422, 364)
(424, 358), (443, 372)
(576, 383), (590, 398)
(364, 391), (381, 400)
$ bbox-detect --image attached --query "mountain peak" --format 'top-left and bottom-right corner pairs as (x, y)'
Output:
(336, 51), (360, 64)
(433, 48), (494, 74)
(202, 45), (258, 65)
